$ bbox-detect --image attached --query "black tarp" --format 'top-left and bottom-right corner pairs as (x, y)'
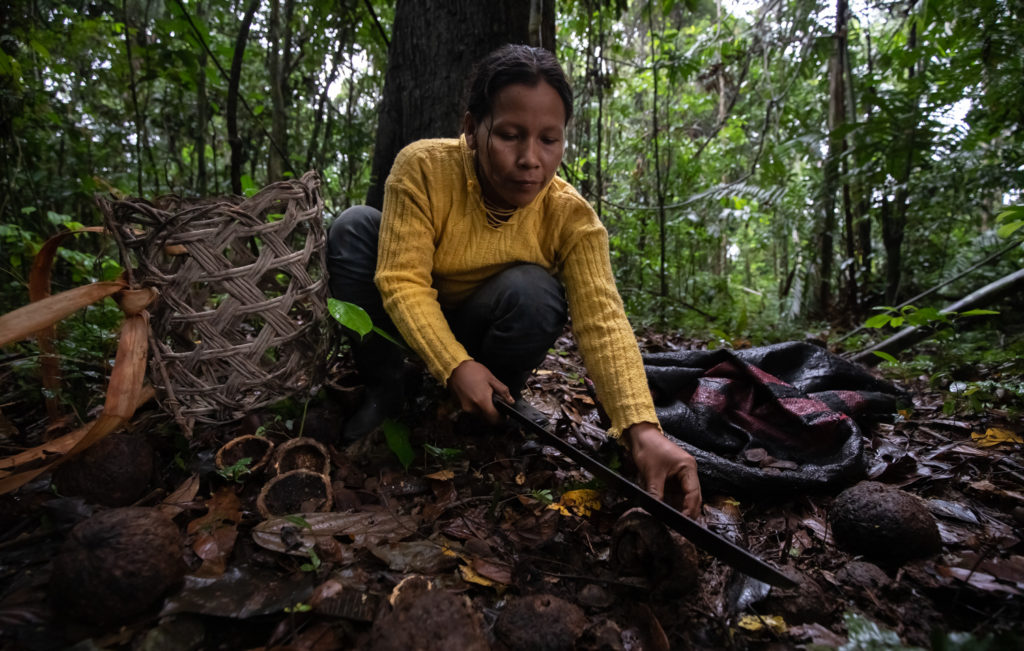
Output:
(644, 342), (905, 494)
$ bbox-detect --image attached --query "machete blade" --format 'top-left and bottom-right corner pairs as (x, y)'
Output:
(496, 398), (797, 589)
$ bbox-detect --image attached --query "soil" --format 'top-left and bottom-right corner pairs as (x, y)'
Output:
(1, 332), (1023, 650)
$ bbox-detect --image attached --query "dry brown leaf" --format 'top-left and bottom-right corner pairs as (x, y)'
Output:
(424, 469), (455, 481)
(159, 474), (202, 517)
(28, 227), (109, 422)
(0, 385), (155, 477)
(470, 557), (513, 585)
(0, 280), (125, 347)
(187, 487), (242, 577)
(367, 540), (459, 574)
(253, 510), (419, 556)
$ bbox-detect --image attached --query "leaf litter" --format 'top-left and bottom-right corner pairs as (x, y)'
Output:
(0, 331), (1022, 649)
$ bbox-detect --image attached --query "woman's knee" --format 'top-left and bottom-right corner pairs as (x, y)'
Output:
(327, 205), (382, 258)
(491, 264), (568, 337)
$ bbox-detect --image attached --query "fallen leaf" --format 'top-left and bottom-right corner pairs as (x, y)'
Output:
(424, 469), (455, 481)
(942, 567), (1023, 596)
(967, 480), (1024, 506)
(159, 474), (200, 517)
(789, 623), (847, 647)
(253, 510), (419, 556)
(971, 427), (1023, 447)
(736, 614), (788, 634)
(367, 540), (460, 573)
(503, 509), (559, 548)
(548, 489), (602, 517)
(186, 487), (241, 577)
(470, 557), (513, 585)
(459, 564), (500, 589)
(161, 564), (314, 618)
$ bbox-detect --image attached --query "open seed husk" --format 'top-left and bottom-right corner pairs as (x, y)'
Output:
(215, 434), (275, 476)
(256, 468), (333, 518)
(271, 436), (330, 476)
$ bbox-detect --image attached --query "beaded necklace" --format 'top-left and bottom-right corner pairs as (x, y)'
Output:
(482, 195), (517, 228)
(474, 153), (518, 228)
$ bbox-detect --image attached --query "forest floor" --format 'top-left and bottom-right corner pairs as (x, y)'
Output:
(1, 331), (1023, 650)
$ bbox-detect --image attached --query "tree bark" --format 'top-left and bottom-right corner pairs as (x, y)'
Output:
(814, 0), (848, 316)
(648, 2), (668, 303)
(365, 0), (556, 209)
(883, 20), (918, 305)
(267, 0), (292, 181)
(195, 0), (208, 195)
(228, 0), (261, 195)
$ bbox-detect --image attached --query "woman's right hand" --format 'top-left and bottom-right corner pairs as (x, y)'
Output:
(448, 360), (512, 424)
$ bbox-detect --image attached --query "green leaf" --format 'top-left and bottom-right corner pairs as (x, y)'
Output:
(996, 220), (1023, 238)
(958, 309), (999, 317)
(371, 325), (406, 349)
(240, 174), (259, 198)
(873, 351), (899, 364)
(905, 307), (943, 327)
(841, 611), (918, 650)
(284, 515), (312, 528)
(424, 443), (462, 461)
(864, 313), (892, 328)
(996, 206), (1024, 238)
(299, 548), (321, 572)
(382, 419), (414, 470)
(996, 205), (1024, 222)
(327, 298), (372, 337)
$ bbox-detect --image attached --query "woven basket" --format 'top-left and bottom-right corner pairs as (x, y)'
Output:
(101, 172), (329, 430)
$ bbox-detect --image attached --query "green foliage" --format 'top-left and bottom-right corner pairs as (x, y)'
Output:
(327, 298), (405, 348)
(382, 418), (414, 470)
(1, 0), (1020, 419)
(830, 611), (1024, 651)
(283, 515), (312, 528)
(217, 457), (253, 483)
(864, 305), (998, 331)
(528, 488), (555, 505)
(864, 306), (952, 330)
(839, 612), (922, 650)
(299, 548), (321, 573)
(423, 443), (463, 463)
(996, 206), (1024, 239)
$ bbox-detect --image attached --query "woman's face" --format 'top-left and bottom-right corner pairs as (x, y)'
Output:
(464, 81), (566, 210)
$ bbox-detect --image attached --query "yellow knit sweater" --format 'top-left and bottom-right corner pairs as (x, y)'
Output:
(376, 137), (658, 437)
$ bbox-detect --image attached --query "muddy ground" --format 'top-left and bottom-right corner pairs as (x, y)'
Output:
(1, 333), (1022, 650)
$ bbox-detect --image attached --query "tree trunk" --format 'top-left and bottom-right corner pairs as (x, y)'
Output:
(228, 0), (261, 196)
(814, 0), (848, 316)
(195, 0), (208, 196)
(648, 2), (668, 303)
(365, 0), (556, 208)
(267, 0), (291, 182)
(883, 20), (918, 305)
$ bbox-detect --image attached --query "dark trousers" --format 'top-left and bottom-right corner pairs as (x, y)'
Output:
(326, 205), (567, 392)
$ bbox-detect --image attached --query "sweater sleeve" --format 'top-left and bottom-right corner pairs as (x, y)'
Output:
(559, 206), (659, 438)
(375, 151), (472, 385)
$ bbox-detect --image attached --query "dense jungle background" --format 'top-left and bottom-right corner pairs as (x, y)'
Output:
(1, 0), (1023, 649)
(3, 0), (1023, 378)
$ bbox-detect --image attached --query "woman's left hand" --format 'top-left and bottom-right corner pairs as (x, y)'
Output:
(626, 422), (703, 519)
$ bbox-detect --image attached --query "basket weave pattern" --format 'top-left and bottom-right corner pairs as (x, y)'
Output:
(102, 172), (329, 428)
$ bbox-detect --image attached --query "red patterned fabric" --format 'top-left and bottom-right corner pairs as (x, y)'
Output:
(643, 342), (904, 494)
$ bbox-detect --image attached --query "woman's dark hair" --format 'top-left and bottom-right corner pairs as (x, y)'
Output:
(464, 44), (573, 125)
